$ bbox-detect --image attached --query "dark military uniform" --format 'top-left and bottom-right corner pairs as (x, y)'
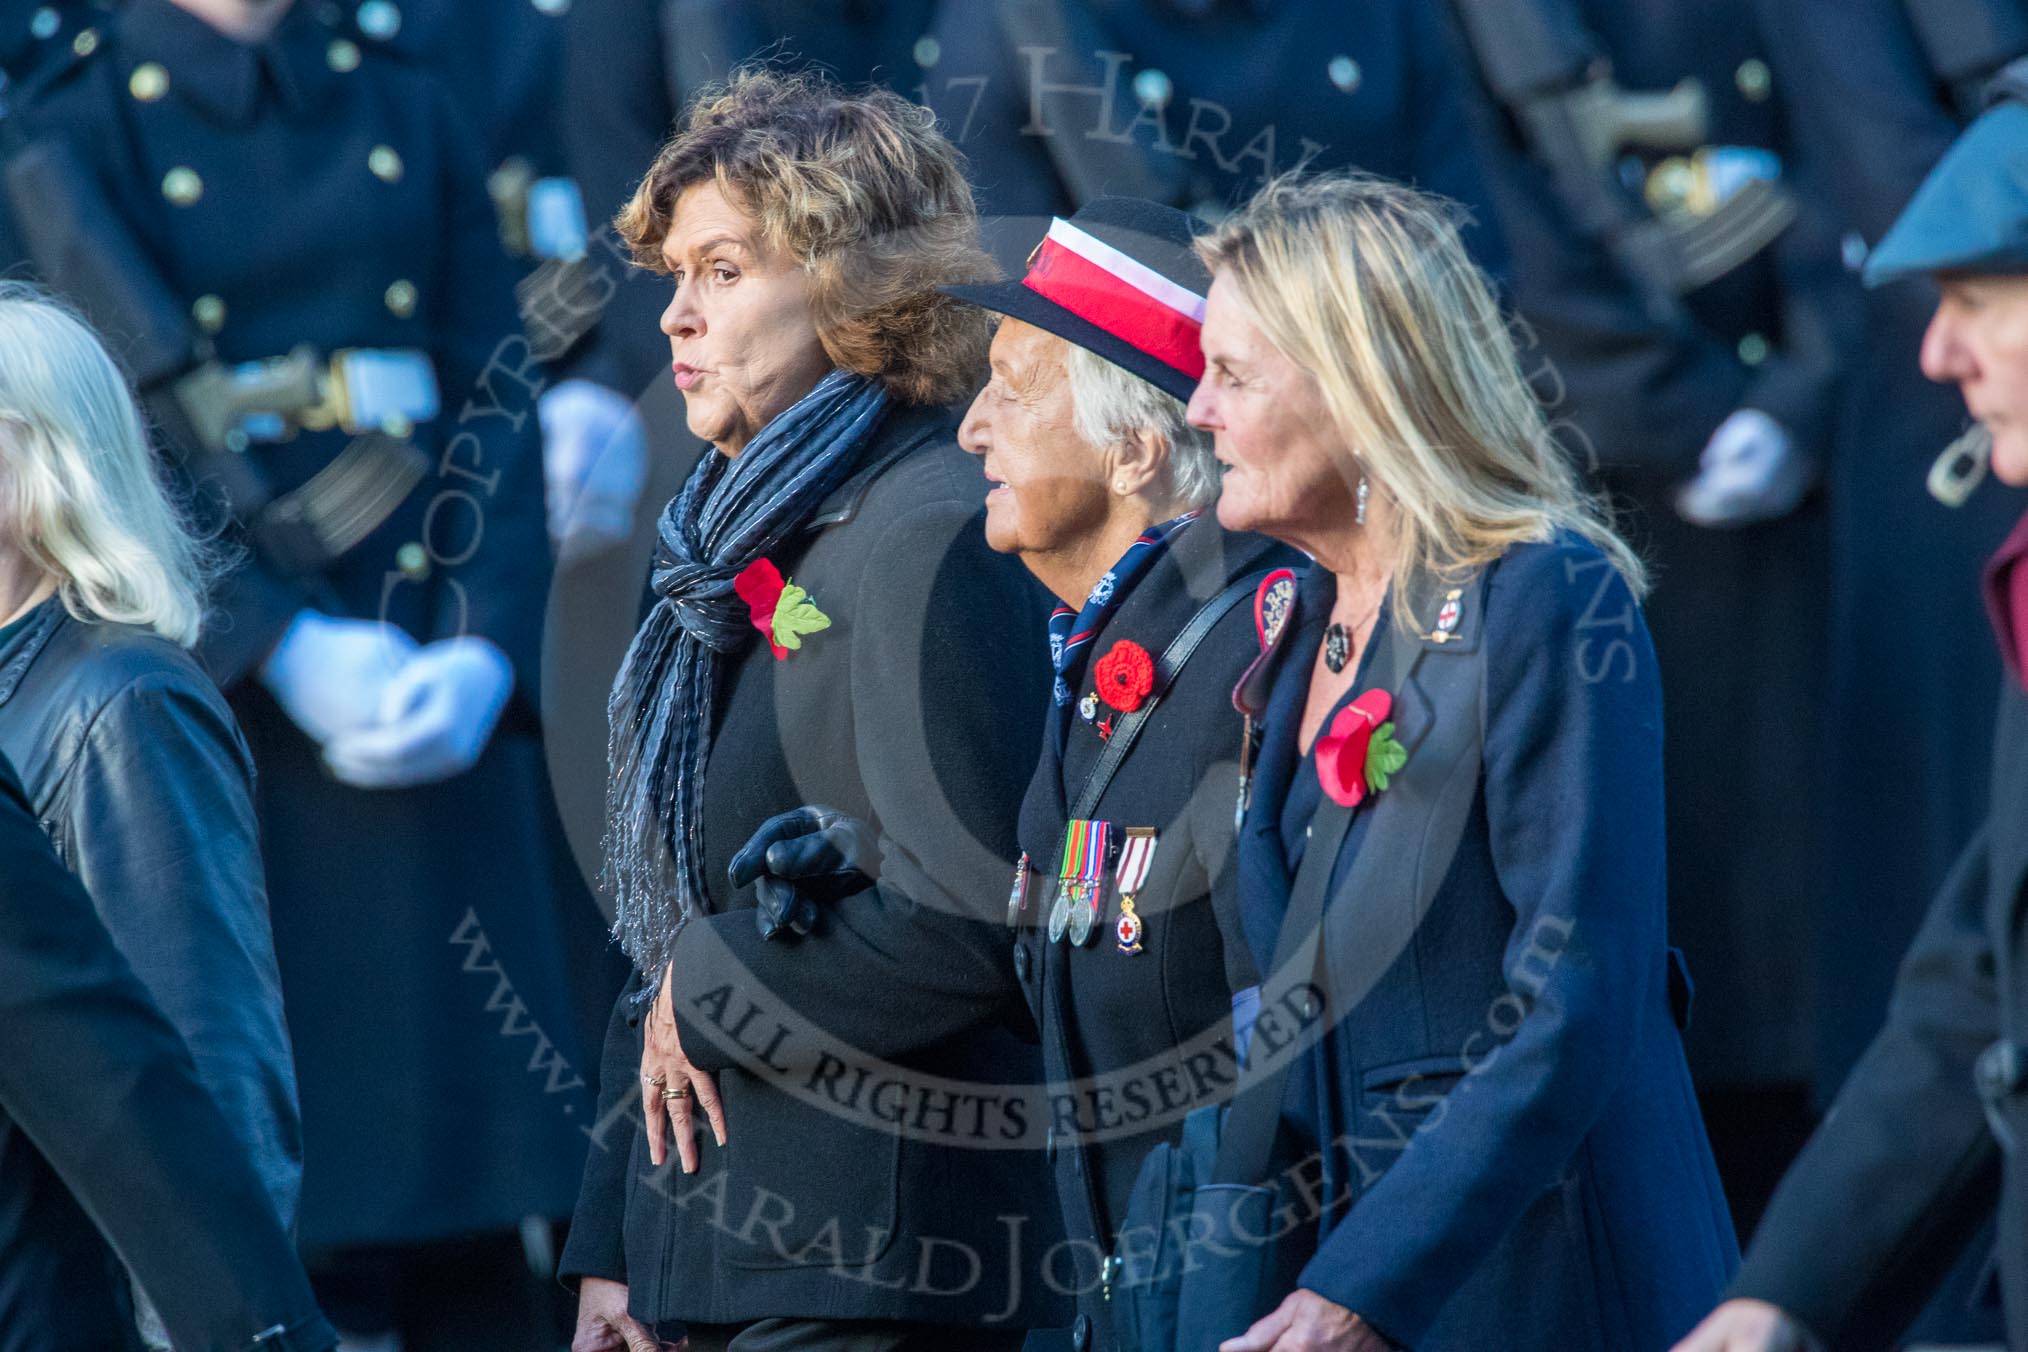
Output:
(1753, 0), (2028, 1107)
(1723, 93), (2028, 1352)
(1010, 517), (1288, 1352)
(6, 0), (591, 1284)
(1444, 0), (1849, 1226)
(918, 0), (1510, 276)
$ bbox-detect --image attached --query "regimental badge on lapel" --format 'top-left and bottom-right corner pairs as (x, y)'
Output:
(1428, 587), (1464, 644)
(1113, 827), (1157, 954)
(1232, 567), (1300, 830)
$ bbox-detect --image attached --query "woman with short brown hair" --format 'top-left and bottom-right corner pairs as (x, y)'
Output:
(563, 70), (1060, 1352)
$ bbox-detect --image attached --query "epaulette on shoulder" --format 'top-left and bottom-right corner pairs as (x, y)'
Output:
(9, 1), (120, 108)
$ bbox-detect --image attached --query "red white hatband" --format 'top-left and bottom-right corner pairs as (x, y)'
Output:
(1021, 216), (1209, 382)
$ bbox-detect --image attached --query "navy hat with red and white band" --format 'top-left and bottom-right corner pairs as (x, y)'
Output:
(945, 197), (1213, 401)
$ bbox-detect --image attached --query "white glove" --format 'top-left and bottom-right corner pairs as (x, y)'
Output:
(321, 637), (515, 790)
(538, 379), (648, 553)
(1675, 408), (1813, 529)
(258, 610), (419, 746)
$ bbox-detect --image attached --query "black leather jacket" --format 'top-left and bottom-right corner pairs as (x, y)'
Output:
(0, 598), (301, 1224)
(0, 748), (334, 1352)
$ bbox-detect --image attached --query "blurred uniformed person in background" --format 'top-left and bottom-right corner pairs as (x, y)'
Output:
(1443, 0), (1846, 1232)
(1753, 0), (2028, 1115)
(1, 0), (592, 1345)
(1673, 82), (2028, 1352)
(915, 0), (1510, 277)
(334, 0), (651, 568)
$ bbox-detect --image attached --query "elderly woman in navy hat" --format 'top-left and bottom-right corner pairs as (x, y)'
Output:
(1676, 87), (2028, 1352)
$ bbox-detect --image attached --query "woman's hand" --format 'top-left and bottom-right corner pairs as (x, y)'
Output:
(639, 962), (727, 1172)
(1221, 1289), (1391, 1352)
(571, 1277), (676, 1352)
(1670, 1300), (1824, 1352)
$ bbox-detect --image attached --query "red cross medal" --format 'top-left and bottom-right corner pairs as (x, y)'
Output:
(1113, 827), (1157, 954)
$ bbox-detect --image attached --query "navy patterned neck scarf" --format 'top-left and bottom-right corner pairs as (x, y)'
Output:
(605, 371), (889, 998)
(1046, 508), (1203, 720)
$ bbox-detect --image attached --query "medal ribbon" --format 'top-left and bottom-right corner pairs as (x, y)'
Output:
(1057, 819), (1111, 895)
(1115, 827), (1157, 896)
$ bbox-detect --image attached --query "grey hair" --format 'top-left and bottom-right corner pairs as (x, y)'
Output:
(0, 282), (218, 646)
(1062, 342), (1221, 509)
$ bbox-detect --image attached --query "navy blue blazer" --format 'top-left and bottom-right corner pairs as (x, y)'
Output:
(1237, 534), (1737, 1352)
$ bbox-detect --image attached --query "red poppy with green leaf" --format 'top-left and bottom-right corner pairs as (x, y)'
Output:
(734, 558), (831, 660)
(1316, 688), (1408, 807)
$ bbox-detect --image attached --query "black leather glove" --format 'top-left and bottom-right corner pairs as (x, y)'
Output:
(729, 805), (879, 941)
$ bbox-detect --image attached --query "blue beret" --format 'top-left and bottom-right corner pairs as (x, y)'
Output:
(1865, 101), (2028, 287)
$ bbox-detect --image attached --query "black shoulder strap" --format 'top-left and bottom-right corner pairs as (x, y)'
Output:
(1039, 569), (1269, 1262)
(1212, 609), (1450, 1186)
(1068, 570), (1262, 822)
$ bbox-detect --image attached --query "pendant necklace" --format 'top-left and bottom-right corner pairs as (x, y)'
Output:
(1322, 592), (1383, 675)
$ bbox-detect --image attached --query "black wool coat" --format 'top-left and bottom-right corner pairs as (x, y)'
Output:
(1008, 519), (1288, 1328)
(562, 407), (1068, 1331)
(1010, 517), (1291, 1350)
(1730, 649), (2028, 1348)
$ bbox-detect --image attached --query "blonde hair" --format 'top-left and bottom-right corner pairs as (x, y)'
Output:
(1198, 174), (1645, 615)
(619, 67), (995, 407)
(0, 283), (215, 646)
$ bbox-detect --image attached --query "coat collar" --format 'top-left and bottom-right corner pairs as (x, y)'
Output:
(1027, 517), (1286, 835)
(0, 596), (63, 708)
(800, 402), (954, 534)
(118, 0), (346, 125)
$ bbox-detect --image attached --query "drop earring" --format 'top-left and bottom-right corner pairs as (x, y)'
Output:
(1355, 474), (1369, 526)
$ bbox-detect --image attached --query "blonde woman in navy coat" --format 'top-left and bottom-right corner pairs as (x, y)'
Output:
(1190, 175), (1737, 1352)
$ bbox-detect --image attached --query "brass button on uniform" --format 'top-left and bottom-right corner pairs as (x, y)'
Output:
(70, 26), (97, 57)
(327, 38), (361, 72)
(530, 0), (570, 14)
(1328, 54), (1362, 94)
(384, 278), (418, 317)
(356, 0), (401, 39)
(1735, 58), (1772, 102)
(368, 145), (403, 183)
(395, 542), (430, 580)
(1133, 68), (1173, 109)
(191, 294), (227, 333)
(28, 7), (59, 40)
(1738, 332), (1770, 366)
(128, 62), (169, 102)
(161, 166), (203, 206)
(912, 35), (940, 68)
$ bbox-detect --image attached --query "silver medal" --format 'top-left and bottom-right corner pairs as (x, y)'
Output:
(1067, 885), (1096, 946)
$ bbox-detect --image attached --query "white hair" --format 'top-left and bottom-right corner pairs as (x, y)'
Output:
(0, 282), (216, 646)
(1062, 341), (1221, 509)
